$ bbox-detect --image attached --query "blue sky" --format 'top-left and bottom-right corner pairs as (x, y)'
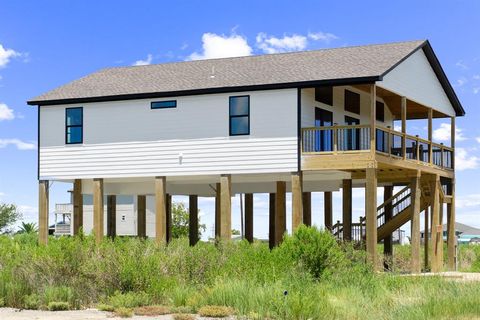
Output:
(0, 0), (479, 238)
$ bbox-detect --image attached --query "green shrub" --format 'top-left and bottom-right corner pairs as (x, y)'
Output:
(0, 297), (4, 307)
(108, 291), (150, 308)
(198, 305), (235, 317)
(97, 303), (115, 312)
(23, 293), (40, 310)
(47, 301), (69, 311)
(173, 314), (195, 320)
(114, 307), (133, 318)
(133, 305), (171, 315)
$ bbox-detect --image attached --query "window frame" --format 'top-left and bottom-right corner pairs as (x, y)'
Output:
(151, 100), (177, 109)
(65, 107), (83, 145)
(229, 95), (250, 136)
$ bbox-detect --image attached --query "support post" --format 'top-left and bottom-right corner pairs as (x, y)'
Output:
(137, 195), (146, 238)
(166, 194), (172, 243)
(245, 193), (254, 243)
(411, 172), (422, 273)
(447, 179), (456, 270)
(342, 179), (352, 241)
(370, 84), (376, 154)
(155, 176), (167, 244)
(291, 172), (303, 231)
(220, 174), (232, 241)
(365, 168), (378, 269)
(93, 178), (104, 244)
(383, 185), (393, 269)
(189, 195), (198, 246)
(275, 181), (286, 246)
(38, 180), (49, 245)
(401, 96), (407, 160)
(302, 192), (312, 227)
(430, 175), (441, 272)
(451, 117), (455, 168)
(107, 195), (116, 238)
(269, 193), (276, 249)
(424, 205), (430, 271)
(324, 191), (333, 231)
(215, 183), (221, 239)
(73, 179), (83, 235)
(428, 108), (433, 164)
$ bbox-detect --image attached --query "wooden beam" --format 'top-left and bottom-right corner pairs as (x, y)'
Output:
(428, 108), (433, 164)
(215, 183), (221, 239)
(383, 186), (394, 265)
(342, 179), (352, 241)
(275, 181), (286, 245)
(430, 174), (441, 272)
(411, 172), (422, 273)
(107, 195), (116, 239)
(38, 180), (49, 245)
(370, 84), (377, 155)
(401, 96), (407, 160)
(72, 179), (83, 235)
(155, 176), (167, 244)
(245, 193), (253, 243)
(269, 193), (276, 249)
(93, 178), (104, 244)
(447, 179), (456, 271)
(365, 168), (378, 270)
(166, 194), (172, 243)
(451, 117), (455, 169)
(189, 195), (199, 246)
(302, 192), (312, 227)
(324, 191), (333, 231)
(424, 205), (430, 271)
(220, 174), (232, 241)
(439, 192), (445, 267)
(291, 172), (303, 232)
(137, 195), (146, 238)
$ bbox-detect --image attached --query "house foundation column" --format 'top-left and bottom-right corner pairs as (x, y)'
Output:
(137, 195), (146, 238)
(302, 192), (312, 227)
(215, 183), (221, 239)
(342, 179), (352, 241)
(38, 180), (49, 245)
(189, 195), (198, 246)
(107, 195), (116, 238)
(365, 168), (378, 269)
(245, 193), (254, 243)
(411, 172), (422, 273)
(269, 193), (276, 249)
(430, 175), (441, 272)
(275, 181), (286, 246)
(324, 191), (333, 231)
(73, 179), (83, 235)
(383, 186), (394, 265)
(424, 205), (430, 271)
(155, 176), (167, 244)
(93, 178), (104, 244)
(166, 194), (172, 243)
(447, 180), (456, 271)
(220, 174), (232, 241)
(291, 172), (303, 232)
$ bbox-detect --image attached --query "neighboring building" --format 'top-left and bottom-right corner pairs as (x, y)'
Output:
(29, 40), (464, 272)
(421, 222), (480, 245)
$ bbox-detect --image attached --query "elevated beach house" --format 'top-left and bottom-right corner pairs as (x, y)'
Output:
(28, 40), (464, 272)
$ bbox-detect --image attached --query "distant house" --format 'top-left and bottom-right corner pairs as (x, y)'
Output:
(421, 222), (480, 245)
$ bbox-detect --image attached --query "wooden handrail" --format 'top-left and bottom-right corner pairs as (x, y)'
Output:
(302, 124), (370, 131)
(376, 185), (410, 212)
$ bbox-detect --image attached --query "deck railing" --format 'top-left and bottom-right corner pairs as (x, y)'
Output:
(302, 125), (371, 153)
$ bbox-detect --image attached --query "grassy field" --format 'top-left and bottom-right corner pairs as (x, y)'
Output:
(1, 226), (480, 319)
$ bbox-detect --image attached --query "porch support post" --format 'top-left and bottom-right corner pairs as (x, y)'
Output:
(447, 179), (456, 270)
(38, 180), (49, 245)
(411, 171), (422, 273)
(166, 194), (172, 243)
(370, 84), (376, 154)
(383, 185), (394, 269)
(137, 195), (146, 238)
(215, 183), (221, 239)
(107, 195), (116, 238)
(401, 96), (407, 160)
(430, 174), (441, 272)
(439, 194), (445, 266)
(291, 172), (303, 232)
(220, 174), (232, 241)
(451, 117), (456, 168)
(93, 178), (104, 244)
(342, 179), (352, 241)
(365, 168), (378, 269)
(269, 193), (276, 249)
(324, 191), (333, 231)
(245, 193), (254, 243)
(155, 176), (167, 244)
(302, 192), (312, 227)
(424, 205), (430, 271)
(189, 195), (198, 246)
(428, 108), (433, 164)
(275, 181), (286, 246)
(73, 179), (83, 235)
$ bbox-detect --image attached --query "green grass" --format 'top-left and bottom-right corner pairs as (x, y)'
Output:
(0, 227), (479, 319)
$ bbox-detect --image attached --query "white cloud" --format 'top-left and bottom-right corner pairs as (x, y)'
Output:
(455, 60), (468, 70)
(455, 147), (480, 171)
(476, 137), (480, 144)
(0, 139), (36, 150)
(133, 54), (153, 66)
(307, 31), (338, 43)
(432, 123), (466, 142)
(473, 74), (480, 80)
(457, 194), (480, 209)
(188, 33), (252, 60)
(473, 87), (480, 95)
(18, 205), (38, 220)
(256, 32), (307, 54)
(455, 77), (467, 87)
(0, 44), (20, 68)
(0, 103), (14, 121)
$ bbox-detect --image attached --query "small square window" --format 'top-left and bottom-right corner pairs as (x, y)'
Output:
(151, 100), (176, 109)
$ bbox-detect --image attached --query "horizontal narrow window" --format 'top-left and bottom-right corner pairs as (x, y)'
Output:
(65, 107), (83, 144)
(344, 90), (360, 114)
(151, 100), (176, 109)
(229, 95), (250, 136)
(376, 101), (385, 122)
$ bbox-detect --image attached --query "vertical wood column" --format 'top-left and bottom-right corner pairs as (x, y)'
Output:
(411, 172), (422, 273)
(439, 197), (445, 266)
(38, 180), (49, 245)
(215, 183), (221, 239)
(428, 108), (433, 164)
(93, 178), (104, 244)
(370, 84), (376, 154)
(73, 179), (83, 235)
(424, 206), (430, 271)
(245, 193), (254, 243)
(342, 179), (352, 241)
(324, 191), (333, 231)
(291, 172), (303, 232)
(302, 192), (312, 227)
(220, 175), (232, 241)
(365, 168), (378, 269)
(451, 117), (456, 168)
(189, 195), (199, 246)
(107, 195), (116, 238)
(430, 175), (441, 272)
(447, 180), (456, 270)
(275, 181), (286, 246)
(155, 176), (167, 244)
(166, 194), (172, 243)
(383, 186), (394, 258)
(137, 195), (146, 238)
(269, 193), (276, 249)
(401, 96), (407, 160)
